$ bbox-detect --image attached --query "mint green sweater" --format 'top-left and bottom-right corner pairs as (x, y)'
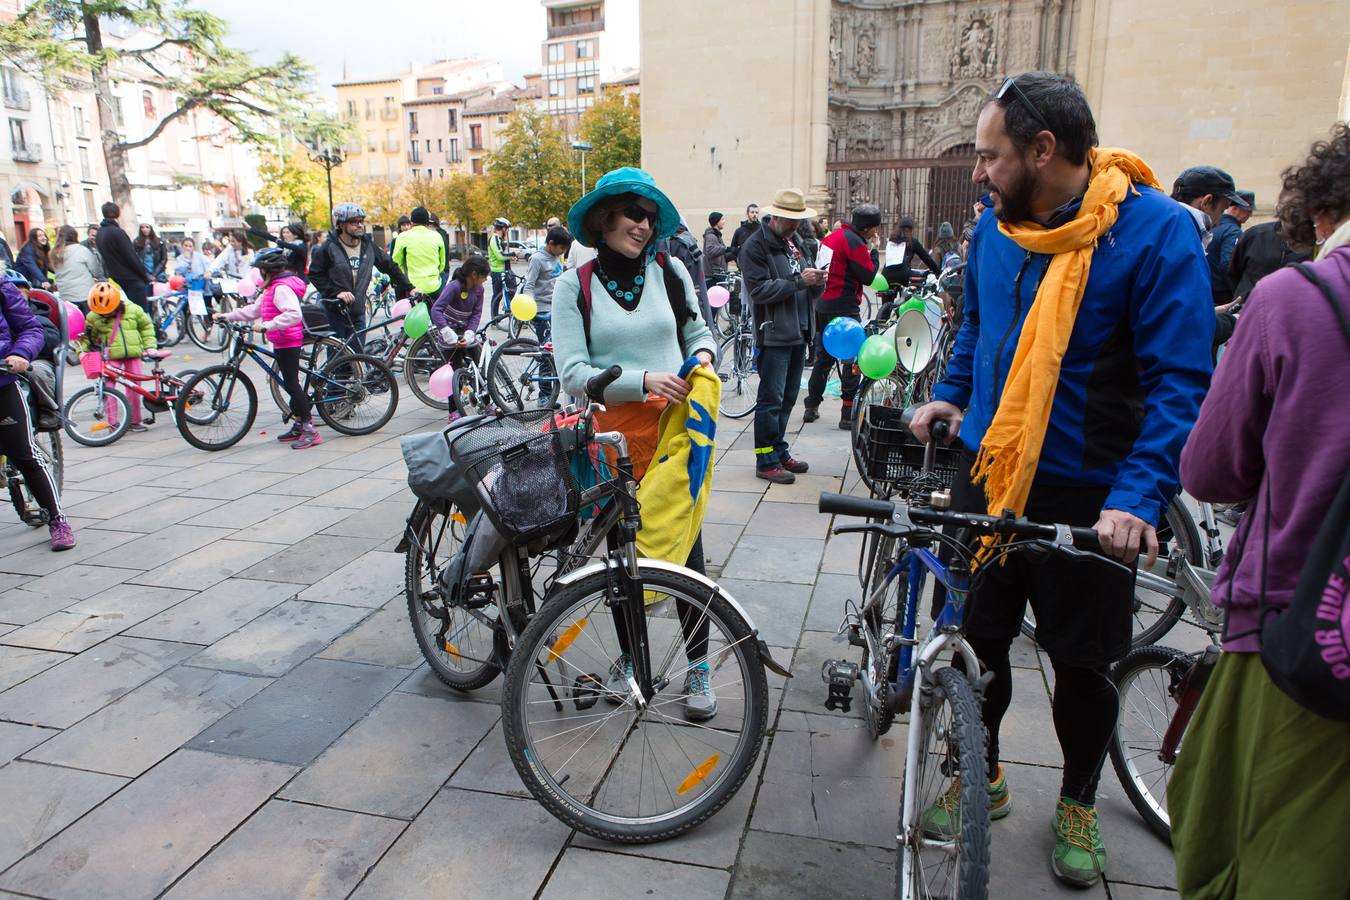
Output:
(552, 255), (717, 403)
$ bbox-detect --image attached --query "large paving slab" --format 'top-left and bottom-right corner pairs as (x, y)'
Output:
(541, 848), (730, 900)
(0, 584), (193, 653)
(0, 761), (128, 872)
(187, 599), (372, 677)
(297, 549), (404, 608)
(235, 533), (383, 584)
(187, 657), (405, 765)
(130, 538), (287, 590)
(318, 602), (426, 668)
(126, 577), (303, 644)
(0, 750), (295, 899)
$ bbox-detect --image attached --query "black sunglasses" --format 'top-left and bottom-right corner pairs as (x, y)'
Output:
(619, 203), (658, 226)
(996, 77), (1051, 132)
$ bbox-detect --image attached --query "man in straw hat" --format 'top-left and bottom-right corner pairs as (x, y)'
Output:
(737, 188), (827, 484)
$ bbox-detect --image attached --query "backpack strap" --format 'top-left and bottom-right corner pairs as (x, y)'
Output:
(576, 259), (597, 346)
(1292, 263), (1350, 348)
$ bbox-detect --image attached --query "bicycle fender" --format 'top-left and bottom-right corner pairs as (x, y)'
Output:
(552, 558), (792, 677)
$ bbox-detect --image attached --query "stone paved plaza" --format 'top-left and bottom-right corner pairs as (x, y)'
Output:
(0, 345), (1185, 899)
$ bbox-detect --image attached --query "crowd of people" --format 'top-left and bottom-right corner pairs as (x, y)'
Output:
(1, 66), (1347, 899)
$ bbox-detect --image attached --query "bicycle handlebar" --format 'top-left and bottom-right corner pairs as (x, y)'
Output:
(585, 365), (622, 403)
(817, 492), (1102, 550)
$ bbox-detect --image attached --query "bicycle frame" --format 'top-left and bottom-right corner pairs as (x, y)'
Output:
(221, 328), (354, 406)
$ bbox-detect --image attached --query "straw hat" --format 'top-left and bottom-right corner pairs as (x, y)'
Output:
(761, 188), (817, 221)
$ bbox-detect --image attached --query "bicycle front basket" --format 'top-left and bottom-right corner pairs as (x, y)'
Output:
(447, 410), (579, 545)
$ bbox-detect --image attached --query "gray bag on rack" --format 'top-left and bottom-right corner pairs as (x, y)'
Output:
(399, 420), (484, 516)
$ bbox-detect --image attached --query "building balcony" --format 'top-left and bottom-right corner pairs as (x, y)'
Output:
(3, 86), (31, 111)
(547, 19), (603, 39)
(446, 151), (462, 164)
(11, 141), (42, 163)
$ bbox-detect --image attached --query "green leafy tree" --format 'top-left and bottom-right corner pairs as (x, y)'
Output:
(0, 0), (341, 226)
(254, 144), (327, 225)
(486, 106), (578, 228)
(442, 174), (493, 243)
(578, 91), (641, 191)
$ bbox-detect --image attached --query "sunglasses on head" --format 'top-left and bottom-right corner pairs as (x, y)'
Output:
(996, 77), (1051, 132)
(619, 204), (658, 226)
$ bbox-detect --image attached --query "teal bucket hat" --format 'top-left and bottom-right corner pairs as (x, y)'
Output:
(567, 167), (681, 248)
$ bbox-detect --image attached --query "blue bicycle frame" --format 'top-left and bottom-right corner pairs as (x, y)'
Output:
(887, 544), (972, 701)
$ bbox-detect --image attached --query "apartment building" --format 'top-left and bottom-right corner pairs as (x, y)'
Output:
(1, 62), (63, 245)
(463, 82), (545, 177)
(337, 59), (504, 183)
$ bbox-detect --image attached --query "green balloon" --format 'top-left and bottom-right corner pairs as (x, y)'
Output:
(403, 303), (431, 339)
(857, 333), (898, 380)
(870, 272), (889, 292)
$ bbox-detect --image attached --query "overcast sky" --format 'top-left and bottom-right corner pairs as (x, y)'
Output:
(193, 0), (640, 96)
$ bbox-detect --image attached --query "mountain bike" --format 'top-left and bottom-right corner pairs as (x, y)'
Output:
(0, 361), (63, 527)
(63, 349), (214, 446)
(173, 322), (398, 451)
(487, 317), (559, 413)
(713, 290), (758, 420)
(818, 415), (1131, 900)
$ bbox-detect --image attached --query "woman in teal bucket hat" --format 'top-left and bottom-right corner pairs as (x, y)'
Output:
(552, 167), (722, 721)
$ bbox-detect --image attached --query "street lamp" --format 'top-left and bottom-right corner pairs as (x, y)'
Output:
(308, 145), (347, 228)
(570, 140), (592, 195)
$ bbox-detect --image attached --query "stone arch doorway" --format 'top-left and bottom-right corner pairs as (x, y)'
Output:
(925, 143), (977, 245)
(10, 185), (45, 244)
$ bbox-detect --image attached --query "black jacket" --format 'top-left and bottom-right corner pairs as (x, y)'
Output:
(249, 227), (309, 276)
(95, 219), (147, 287)
(740, 221), (812, 348)
(702, 227), (728, 275)
(309, 232), (413, 315)
(728, 219), (757, 262)
(659, 226), (710, 315)
(132, 237), (166, 278)
(880, 236), (940, 289)
(1228, 221), (1311, 301)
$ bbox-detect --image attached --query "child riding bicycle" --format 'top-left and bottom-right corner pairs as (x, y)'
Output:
(216, 247), (319, 449)
(82, 281), (158, 433)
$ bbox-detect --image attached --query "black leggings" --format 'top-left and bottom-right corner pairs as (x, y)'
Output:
(274, 346), (312, 423)
(613, 534), (711, 663)
(0, 381), (62, 520)
(956, 636), (1119, 805)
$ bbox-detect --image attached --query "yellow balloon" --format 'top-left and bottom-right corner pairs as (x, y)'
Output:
(511, 294), (538, 322)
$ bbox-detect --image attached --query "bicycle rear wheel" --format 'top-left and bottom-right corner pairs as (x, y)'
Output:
(158, 303), (185, 347)
(174, 366), (257, 451)
(488, 337), (558, 412)
(269, 337), (348, 417)
(404, 501), (503, 691)
(1108, 645), (1194, 844)
(63, 384), (131, 447)
(404, 334), (450, 411)
(314, 353), (398, 436)
(900, 666), (990, 900)
(501, 564), (769, 843)
(715, 332), (758, 419)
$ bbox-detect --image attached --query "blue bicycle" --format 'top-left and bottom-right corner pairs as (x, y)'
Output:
(486, 313), (559, 412)
(818, 413), (1123, 900)
(152, 288), (237, 352)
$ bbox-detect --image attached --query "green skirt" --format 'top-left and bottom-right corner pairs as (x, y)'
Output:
(1169, 652), (1350, 899)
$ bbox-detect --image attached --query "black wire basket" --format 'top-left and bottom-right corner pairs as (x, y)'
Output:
(447, 409), (579, 545)
(859, 404), (962, 492)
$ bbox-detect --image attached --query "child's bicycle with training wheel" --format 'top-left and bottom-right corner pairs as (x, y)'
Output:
(172, 322), (399, 451)
(818, 413), (1132, 900)
(63, 348), (216, 446)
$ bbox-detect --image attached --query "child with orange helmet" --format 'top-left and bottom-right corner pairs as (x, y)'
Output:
(81, 281), (158, 432)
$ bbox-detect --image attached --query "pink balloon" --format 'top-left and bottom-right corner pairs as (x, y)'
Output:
(151, 281), (170, 296)
(427, 363), (456, 398)
(391, 298), (413, 318)
(64, 302), (85, 340)
(708, 285), (731, 308)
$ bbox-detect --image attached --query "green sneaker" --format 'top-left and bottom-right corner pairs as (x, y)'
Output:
(1051, 798), (1107, 887)
(920, 769), (1013, 839)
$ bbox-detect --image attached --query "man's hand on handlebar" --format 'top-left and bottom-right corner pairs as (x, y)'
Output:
(3, 355), (28, 374)
(1093, 509), (1159, 569)
(910, 400), (962, 445)
(336, 291), (355, 305)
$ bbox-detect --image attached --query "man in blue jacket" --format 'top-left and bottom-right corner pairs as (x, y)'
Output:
(911, 72), (1213, 889)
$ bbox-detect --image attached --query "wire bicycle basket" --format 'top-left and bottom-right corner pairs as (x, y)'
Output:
(859, 403), (961, 495)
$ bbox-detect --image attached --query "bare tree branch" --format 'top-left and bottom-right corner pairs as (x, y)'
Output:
(120, 97), (198, 149)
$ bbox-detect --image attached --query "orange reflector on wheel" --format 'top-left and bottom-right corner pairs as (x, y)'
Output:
(90, 423), (109, 432)
(546, 618), (588, 662)
(677, 754), (721, 795)
(444, 640), (461, 660)
(451, 511), (467, 526)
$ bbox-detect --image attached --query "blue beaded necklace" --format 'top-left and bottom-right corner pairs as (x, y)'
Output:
(594, 245), (649, 311)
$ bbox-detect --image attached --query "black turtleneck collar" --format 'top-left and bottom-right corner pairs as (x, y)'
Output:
(594, 244), (648, 310)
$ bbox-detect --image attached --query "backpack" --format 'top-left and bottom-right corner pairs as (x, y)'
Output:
(576, 252), (689, 356)
(1255, 262), (1350, 721)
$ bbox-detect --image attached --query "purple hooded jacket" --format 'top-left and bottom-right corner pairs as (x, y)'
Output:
(1180, 245), (1350, 652)
(430, 278), (484, 338)
(0, 280), (48, 387)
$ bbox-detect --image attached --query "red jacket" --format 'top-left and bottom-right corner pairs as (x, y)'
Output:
(819, 223), (877, 317)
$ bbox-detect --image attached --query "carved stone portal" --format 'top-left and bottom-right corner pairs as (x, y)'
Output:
(854, 20), (878, 81)
(950, 14), (998, 80)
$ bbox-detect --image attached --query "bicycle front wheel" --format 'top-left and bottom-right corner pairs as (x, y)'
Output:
(63, 384), (131, 447)
(1108, 645), (1194, 845)
(174, 366), (257, 451)
(715, 332), (758, 419)
(501, 564), (769, 843)
(404, 334), (450, 411)
(158, 304), (185, 346)
(900, 666), (990, 900)
(186, 295), (234, 352)
(488, 337), (558, 412)
(315, 353), (398, 436)
(270, 337), (348, 417)
(852, 376), (905, 495)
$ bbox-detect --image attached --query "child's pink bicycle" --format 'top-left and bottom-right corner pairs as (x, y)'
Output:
(62, 348), (219, 446)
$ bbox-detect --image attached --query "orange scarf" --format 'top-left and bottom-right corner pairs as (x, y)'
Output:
(972, 148), (1161, 527)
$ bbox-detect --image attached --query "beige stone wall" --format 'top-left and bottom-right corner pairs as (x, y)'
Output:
(1077, 0), (1350, 216)
(638, 0), (830, 226)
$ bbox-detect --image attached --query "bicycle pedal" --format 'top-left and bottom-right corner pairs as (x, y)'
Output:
(846, 624), (866, 648)
(821, 658), (859, 713)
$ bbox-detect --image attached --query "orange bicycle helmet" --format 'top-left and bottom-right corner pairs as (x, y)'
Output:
(88, 282), (121, 315)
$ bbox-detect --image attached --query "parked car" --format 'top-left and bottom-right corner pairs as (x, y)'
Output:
(504, 240), (536, 261)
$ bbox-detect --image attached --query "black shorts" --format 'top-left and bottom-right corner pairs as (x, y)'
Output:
(950, 452), (1136, 668)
